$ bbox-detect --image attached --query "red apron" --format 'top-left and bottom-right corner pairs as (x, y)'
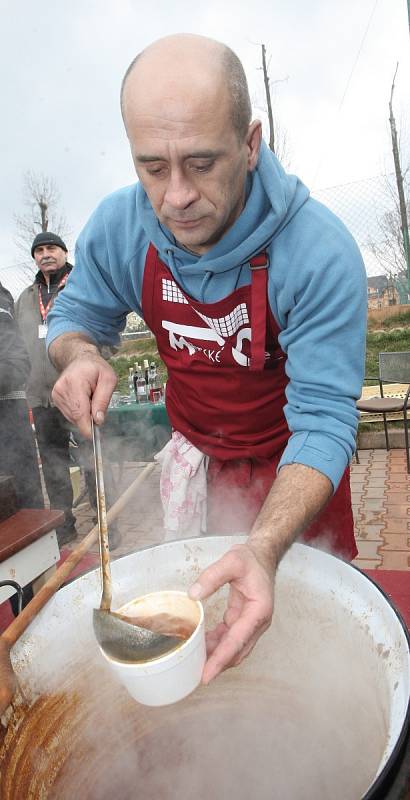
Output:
(142, 245), (356, 559)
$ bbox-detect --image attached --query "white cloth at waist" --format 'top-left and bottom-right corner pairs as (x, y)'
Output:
(155, 431), (209, 540)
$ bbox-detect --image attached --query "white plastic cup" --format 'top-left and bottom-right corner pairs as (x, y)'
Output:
(98, 590), (205, 706)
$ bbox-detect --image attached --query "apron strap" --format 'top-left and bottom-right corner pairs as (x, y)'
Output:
(249, 252), (269, 371)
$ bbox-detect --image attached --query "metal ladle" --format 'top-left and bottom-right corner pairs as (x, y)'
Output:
(91, 420), (181, 663)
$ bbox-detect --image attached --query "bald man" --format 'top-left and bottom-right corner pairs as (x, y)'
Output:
(47, 34), (367, 683)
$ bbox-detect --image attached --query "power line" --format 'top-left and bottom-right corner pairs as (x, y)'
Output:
(313, 0), (379, 186)
(337, 0), (379, 113)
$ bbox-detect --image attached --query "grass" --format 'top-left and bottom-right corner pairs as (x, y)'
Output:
(358, 419), (404, 432)
(367, 309), (410, 331)
(366, 328), (410, 378)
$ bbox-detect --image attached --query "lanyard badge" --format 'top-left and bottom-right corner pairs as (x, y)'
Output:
(37, 273), (69, 330)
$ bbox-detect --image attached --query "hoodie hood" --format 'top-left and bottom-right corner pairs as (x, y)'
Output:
(136, 141), (310, 282)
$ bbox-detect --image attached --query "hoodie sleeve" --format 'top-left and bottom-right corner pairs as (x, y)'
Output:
(270, 204), (367, 491)
(46, 192), (145, 350)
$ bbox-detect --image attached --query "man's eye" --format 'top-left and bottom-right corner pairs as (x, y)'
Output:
(146, 166), (166, 176)
(192, 161), (214, 173)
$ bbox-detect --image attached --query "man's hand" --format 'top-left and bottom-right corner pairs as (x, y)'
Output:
(189, 542), (275, 685)
(188, 464), (333, 685)
(52, 352), (117, 437)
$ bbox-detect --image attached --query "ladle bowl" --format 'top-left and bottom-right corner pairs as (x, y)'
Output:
(93, 608), (182, 663)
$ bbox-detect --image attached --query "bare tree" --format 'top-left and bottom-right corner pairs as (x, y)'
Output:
(14, 171), (70, 257)
(256, 43), (291, 168)
(368, 181), (408, 264)
(366, 174), (410, 303)
(367, 222), (406, 302)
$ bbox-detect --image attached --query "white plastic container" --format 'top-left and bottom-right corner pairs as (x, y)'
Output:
(98, 590), (205, 706)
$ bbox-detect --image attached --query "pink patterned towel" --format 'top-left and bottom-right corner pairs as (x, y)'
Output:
(154, 431), (208, 539)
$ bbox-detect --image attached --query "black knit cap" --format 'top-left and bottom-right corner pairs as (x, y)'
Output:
(31, 232), (68, 258)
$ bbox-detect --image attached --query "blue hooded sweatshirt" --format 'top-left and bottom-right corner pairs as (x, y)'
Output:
(47, 142), (367, 489)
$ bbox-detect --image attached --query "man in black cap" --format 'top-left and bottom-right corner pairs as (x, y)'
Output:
(15, 232), (77, 546)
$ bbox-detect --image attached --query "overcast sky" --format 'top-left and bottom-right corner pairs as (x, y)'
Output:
(1, 0), (409, 295)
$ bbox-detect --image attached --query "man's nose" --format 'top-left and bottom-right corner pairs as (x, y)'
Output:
(163, 170), (199, 210)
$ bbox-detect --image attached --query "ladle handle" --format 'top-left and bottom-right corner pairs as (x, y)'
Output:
(92, 420), (112, 611)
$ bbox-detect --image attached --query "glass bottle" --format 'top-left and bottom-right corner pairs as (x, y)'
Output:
(136, 364), (148, 403)
(143, 359), (149, 386)
(128, 367), (135, 401)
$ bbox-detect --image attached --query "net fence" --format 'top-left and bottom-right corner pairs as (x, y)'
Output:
(0, 261), (36, 299)
(312, 173), (410, 302)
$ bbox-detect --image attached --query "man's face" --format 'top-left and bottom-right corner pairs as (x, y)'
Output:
(33, 244), (67, 275)
(125, 91), (261, 255)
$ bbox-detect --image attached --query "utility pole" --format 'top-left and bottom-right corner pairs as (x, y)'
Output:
(389, 63), (410, 296)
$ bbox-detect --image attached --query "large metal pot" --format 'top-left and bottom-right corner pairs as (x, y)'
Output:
(0, 537), (409, 799)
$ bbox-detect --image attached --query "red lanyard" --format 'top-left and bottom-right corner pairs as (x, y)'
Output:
(38, 274), (69, 322)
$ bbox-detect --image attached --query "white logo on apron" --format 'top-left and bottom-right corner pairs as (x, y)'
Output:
(162, 313), (252, 367)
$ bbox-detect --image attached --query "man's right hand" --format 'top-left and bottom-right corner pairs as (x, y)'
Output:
(51, 352), (117, 438)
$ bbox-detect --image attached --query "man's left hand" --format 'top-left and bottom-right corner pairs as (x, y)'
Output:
(188, 543), (275, 684)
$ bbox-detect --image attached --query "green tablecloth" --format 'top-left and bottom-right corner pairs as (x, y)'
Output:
(103, 401), (171, 462)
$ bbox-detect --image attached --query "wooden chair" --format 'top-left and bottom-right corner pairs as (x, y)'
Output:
(356, 351), (410, 473)
(0, 509), (63, 606)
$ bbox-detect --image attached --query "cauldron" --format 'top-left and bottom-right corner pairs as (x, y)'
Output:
(1, 538), (409, 799)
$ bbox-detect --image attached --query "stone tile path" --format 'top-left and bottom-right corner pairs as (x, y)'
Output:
(352, 449), (410, 572)
(70, 449), (410, 572)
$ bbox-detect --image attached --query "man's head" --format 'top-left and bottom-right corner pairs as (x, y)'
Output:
(31, 232), (68, 275)
(121, 34), (262, 255)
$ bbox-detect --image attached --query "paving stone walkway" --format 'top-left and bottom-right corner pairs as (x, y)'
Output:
(70, 449), (410, 572)
(352, 449), (410, 571)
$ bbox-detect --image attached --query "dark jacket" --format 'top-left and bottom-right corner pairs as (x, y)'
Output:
(0, 281), (30, 397)
(15, 264), (72, 407)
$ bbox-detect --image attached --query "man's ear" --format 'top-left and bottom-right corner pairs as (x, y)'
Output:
(246, 120), (262, 171)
